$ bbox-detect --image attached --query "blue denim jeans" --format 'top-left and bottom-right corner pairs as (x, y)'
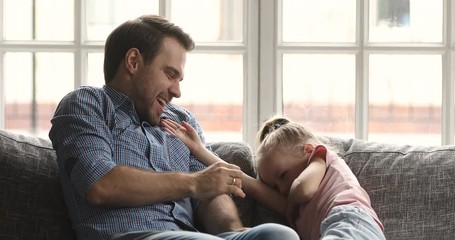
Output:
(320, 205), (386, 240)
(111, 223), (299, 240)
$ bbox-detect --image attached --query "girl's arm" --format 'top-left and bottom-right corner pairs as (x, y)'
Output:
(288, 148), (327, 204)
(288, 146), (327, 204)
(242, 173), (287, 215)
(160, 119), (287, 215)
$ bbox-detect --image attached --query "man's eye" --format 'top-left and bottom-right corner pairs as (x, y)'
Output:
(165, 72), (174, 79)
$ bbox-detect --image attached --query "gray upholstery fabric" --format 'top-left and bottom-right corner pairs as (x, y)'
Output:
(2, 129), (455, 240)
(327, 137), (455, 240)
(0, 130), (75, 240)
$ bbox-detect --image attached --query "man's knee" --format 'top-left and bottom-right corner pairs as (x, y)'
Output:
(250, 223), (299, 240)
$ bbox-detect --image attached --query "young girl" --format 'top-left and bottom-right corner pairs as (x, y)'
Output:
(161, 116), (385, 240)
(255, 116), (385, 240)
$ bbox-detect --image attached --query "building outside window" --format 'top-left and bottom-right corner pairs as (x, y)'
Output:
(1, 0), (454, 146)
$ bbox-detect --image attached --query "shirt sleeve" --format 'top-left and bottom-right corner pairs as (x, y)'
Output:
(307, 145), (328, 167)
(49, 87), (117, 200)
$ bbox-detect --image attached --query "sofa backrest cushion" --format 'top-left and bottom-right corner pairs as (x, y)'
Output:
(0, 130), (75, 240)
(325, 136), (455, 240)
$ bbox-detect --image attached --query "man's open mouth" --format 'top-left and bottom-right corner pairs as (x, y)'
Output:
(157, 96), (168, 107)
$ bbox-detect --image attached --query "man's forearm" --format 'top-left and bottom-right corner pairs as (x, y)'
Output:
(196, 194), (244, 235)
(86, 165), (196, 206)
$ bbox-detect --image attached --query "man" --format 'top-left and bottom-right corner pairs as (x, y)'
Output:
(49, 15), (298, 240)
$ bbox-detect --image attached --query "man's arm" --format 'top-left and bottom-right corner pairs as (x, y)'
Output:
(87, 162), (245, 206)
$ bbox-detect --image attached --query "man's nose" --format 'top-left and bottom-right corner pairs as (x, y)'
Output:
(170, 80), (181, 98)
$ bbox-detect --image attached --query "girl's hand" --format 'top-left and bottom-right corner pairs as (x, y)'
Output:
(160, 118), (203, 153)
(161, 118), (223, 167)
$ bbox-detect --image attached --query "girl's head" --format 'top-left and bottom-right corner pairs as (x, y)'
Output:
(255, 116), (322, 194)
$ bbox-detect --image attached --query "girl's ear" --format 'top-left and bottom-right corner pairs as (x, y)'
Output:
(303, 144), (315, 154)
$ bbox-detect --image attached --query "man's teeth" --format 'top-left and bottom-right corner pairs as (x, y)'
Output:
(157, 97), (167, 106)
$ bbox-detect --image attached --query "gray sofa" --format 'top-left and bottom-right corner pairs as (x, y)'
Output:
(1, 129), (454, 240)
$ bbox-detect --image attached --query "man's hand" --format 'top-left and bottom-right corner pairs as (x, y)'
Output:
(161, 118), (246, 199)
(192, 161), (246, 199)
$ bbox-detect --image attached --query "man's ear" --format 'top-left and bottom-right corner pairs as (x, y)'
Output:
(125, 48), (141, 74)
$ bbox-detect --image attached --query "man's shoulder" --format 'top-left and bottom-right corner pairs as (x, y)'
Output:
(59, 85), (102, 100)
(52, 86), (114, 117)
(59, 86), (109, 105)
(163, 103), (194, 121)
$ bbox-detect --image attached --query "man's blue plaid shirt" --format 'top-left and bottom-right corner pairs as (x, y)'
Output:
(49, 86), (208, 240)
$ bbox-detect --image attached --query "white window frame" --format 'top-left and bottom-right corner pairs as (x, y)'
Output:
(0, 0), (453, 146)
(0, 0), (260, 143)
(258, 0), (455, 145)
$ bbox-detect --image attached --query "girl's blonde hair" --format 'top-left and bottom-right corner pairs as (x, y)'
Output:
(255, 116), (323, 162)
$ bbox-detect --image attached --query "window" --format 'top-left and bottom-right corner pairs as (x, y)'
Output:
(261, 0), (453, 145)
(1, 0), (454, 146)
(0, 0), (246, 143)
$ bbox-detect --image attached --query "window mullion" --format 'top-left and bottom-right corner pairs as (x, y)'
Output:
(0, 54), (4, 129)
(74, 0), (83, 88)
(0, 0), (3, 129)
(355, 0), (368, 140)
(244, 0), (260, 146)
(160, 0), (171, 18)
(259, 0), (279, 125)
(442, 0), (454, 144)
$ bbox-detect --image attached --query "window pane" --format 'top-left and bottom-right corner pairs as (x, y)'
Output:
(173, 54), (243, 142)
(3, 0), (74, 41)
(369, 54), (442, 145)
(170, 0), (243, 42)
(369, 0), (443, 43)
(283, 54), (356, 138)
(4, 52), (74, 137)
(4, 53), (33, 134)
(87, 53), (105, 87)
(86, 0), (159, 41)
(282, 0), (356, 43)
